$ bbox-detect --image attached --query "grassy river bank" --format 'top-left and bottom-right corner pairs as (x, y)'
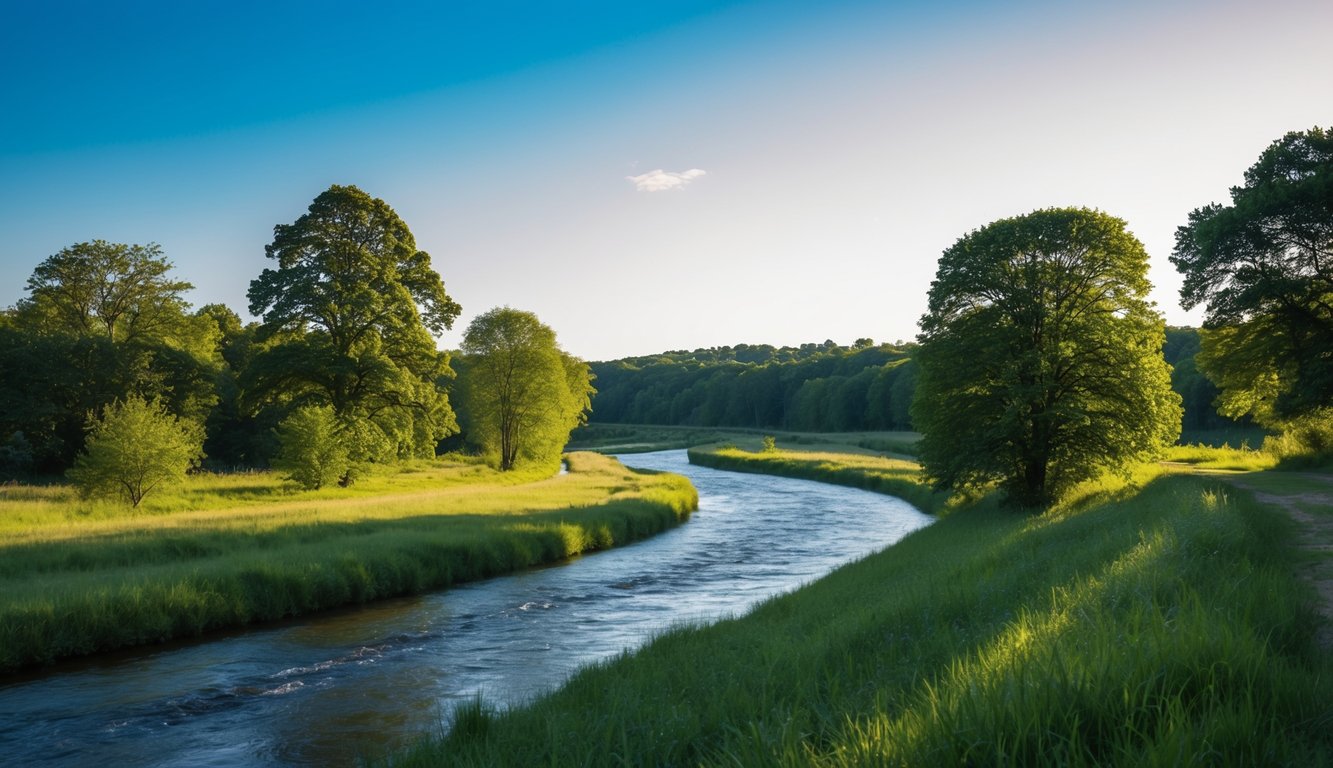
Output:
(0, 452), (697, 672)
(396, 441), (1332, 766)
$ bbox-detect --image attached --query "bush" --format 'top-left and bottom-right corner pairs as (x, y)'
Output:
(761, 435), (777, 453)
(1264, 408), (1333, 467)
(67, 396), (204, 507)
(274, 405), (351, 489)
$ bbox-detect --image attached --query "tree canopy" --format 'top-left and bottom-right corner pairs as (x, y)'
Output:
(912, 208), (1181, 506)
(458, 307), (594, 471)
(1172, 127), (1333, 422)
(245, 185), (462, 466)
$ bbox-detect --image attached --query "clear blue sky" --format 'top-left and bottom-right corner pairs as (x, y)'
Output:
(3, 0), (1331, 359)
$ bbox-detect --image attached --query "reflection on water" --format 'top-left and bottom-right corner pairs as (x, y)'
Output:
(0, 450), (932, 767)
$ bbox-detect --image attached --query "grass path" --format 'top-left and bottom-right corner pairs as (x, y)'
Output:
(1218, 471), (1333, 650)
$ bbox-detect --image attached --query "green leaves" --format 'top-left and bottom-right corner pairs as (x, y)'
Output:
(68, 395), (204, 507)
(1171, 127), (1333, 422)
(459, 308), (595, 471)
(914, 208), (1180, 506)
(245, 185), (462, 468)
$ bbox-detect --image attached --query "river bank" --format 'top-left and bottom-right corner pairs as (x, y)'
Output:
(397, 446), (1333, 766)
(0, 452), (696, 672)
(0, 449), (929, 766)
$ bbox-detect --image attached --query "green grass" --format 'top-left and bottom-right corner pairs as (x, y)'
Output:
(568, 424), (922, 457)
(0, 452), (697, 672)
(688, 444), (950, 515)
(393, 448), (1332, 767)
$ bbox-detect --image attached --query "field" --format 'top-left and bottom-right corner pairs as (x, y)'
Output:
(0, 452), (697, 672)
(396, 444), (1333, 766)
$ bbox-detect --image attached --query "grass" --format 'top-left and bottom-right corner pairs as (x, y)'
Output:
(0, 452), (697, 672)
(569, 423), (923, 457)
(393, 446), (1332, 766)
(689, 443), (949, 515)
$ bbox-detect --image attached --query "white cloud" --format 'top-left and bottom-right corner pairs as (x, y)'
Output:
(626, 168), (707, 192)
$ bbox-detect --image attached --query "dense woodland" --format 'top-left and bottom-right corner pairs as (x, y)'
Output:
(585, 328), (1241, 436)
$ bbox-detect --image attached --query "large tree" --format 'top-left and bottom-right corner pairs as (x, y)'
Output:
(1, 242), (219, 470)
(1171, 127), (1333, 422)
(912, 208), (1180, 506)
(16, 240), (194, 344)
(458, 307), (594, 471)
(245, 185), (462, 465)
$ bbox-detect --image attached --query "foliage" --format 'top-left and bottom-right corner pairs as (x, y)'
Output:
(15, 240), (194, 344)
(0, 243), (220, 471)
(1262, 408), (1333, 467)
(396, 458), (1331, 767)
(761, 435), (777, 452)
(589, 341), (916, 431)
(245, 184), (461, 468)
(913, 208), (1181, 506)
(458, 307), (594, 471)
(67, 395), (204, 507)
(0, 431), (34, 478)
(1172, 127), (1333, 422)
(0, 452), (696, 670)
(273, 405), (350, 489)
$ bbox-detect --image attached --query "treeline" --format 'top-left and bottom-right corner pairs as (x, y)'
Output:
(0, 185), (588, 485)
(587, 330), (1242, 436)
(590, 341), (918, 431)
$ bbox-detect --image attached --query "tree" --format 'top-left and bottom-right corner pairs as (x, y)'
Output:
(2, 243), (219, 470)
(68, 395), (204, 507)
(912, 208), (1181, 507)
(16, 240), (194, 344)
(273, 405), (350, 490)
(458, 308), (595, 471)
(1171, 127), (1333, 423)
(245, 185), (462, 467)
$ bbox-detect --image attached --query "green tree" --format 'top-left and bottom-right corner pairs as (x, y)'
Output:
(16, 240), (194, 344)
(1171, 127), (1333, 422)
(68, 395), (204, 507)
(273, 405), (350, 490)
(458, 307), (595, 471)
(912, 208), (1181, 507)
(2, 243), (219, 470)
(245, 185), (462, 467)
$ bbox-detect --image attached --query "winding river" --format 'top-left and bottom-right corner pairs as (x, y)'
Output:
(0, 450), (932, 767)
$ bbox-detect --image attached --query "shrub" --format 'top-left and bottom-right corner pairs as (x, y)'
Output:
(761, 435), (778, 453)
(273, 405), (351, 489)
(1264, 408), (1333, 467)
(67, 396), (204, 507)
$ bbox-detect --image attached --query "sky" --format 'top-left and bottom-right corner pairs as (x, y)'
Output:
(2, 0), (1331, 361)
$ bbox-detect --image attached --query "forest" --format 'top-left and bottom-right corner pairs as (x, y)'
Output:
(585, 327), (1244, 439)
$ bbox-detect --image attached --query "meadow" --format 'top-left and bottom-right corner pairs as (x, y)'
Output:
(0, 452), (697, 672)
(395, 443), (1332, 766)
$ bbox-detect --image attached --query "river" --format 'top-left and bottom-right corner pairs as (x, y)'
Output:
(0, 450), (932, 767)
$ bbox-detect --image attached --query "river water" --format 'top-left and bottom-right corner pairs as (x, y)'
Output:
(0, 450), (932, 767)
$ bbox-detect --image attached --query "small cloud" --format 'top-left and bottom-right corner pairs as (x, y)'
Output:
(626, 168), (707, 192)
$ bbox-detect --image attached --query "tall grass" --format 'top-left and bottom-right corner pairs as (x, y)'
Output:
(394, 452), (1331, 766)
(0, 452), (697, 671)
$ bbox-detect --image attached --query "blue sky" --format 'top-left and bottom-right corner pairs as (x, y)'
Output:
(3, 0), (1331, 359)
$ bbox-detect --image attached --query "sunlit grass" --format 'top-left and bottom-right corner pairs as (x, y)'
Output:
(0, 452), (697, 671)
(688, 443), (953, 514)
(394, 449), (1331, 766)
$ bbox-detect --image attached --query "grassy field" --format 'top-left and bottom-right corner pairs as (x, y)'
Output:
(395, 445), (1332, 766)
(0, 452), (697, 672)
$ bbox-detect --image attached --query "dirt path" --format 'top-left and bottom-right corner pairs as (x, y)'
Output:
(1221, 472), (1333, 650)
